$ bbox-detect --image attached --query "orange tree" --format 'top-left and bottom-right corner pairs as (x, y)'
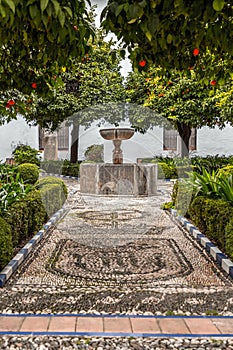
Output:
(0, 0), (95, 120)
(101, 0), (232, 75)
(24, 31), (126, 162)
(126, 60), (233, 157)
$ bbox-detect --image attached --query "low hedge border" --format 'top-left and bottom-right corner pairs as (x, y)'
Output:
(0, 207), (67, 287)
(40, 172), (79, 181)
(170, 209), (233, 280)
(0, 174), (78, 287)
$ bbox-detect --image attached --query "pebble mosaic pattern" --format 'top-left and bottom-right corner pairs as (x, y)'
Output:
(1, 336), (233, 350)
(0, 179), (233, 315)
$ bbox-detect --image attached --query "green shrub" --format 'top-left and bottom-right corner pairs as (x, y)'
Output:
(0, 217), (13, 270)
(191, 155), (233, 174)
(40, 183), (66, 217)
(40, 160), (64, 174)
(4, 189), (48, 246)
(158, 162), (177, 179)
(84, 144), (104, 162)
(217, 165), (233, 177)
(189, 196), (233, 251)
(172, 179), (193, 216)
(35, 176), (68, 198)
(40, 159), (80, 177)
(3, 178), (67, 249)
(187, 168), (233, 204)
(0, 173), (31, 215)
(225, 218), (233, 261)
(161, 201), (174, 210)
(0, 163), (17, 183)
(61, 160), (80, 177)
(188, 196), (208, 234)
(13, 144), (40, 166)
(17, 163), (39, 185)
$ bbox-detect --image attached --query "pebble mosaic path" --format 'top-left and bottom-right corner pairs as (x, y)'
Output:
(0, 178), (233, 345)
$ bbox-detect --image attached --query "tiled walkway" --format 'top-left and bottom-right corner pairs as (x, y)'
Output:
(0, 315), (233, 337)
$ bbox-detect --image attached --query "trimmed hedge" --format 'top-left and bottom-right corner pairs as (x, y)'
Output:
(0, 217), (13, 270)
(40, 160), (80, 177)
(4, 177), (67, 247)
(17, 163), (39, 184)
(158, 162), (177, 179)
(189, 196), (233, 256)
(225, 218), (233, 261)
(4, 189), (48, 246)
(35, 176), (68, 198)
(40, 183), (67, 217)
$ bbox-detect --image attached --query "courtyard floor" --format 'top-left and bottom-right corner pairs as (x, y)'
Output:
(0, 178), (233, 348)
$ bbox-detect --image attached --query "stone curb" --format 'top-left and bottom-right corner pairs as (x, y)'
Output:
(0, 174), (79, 288)
(170, 209), (233, 279)
(0, 331), (232, 338)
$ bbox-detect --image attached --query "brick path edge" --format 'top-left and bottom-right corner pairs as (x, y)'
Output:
(170, 209), (233, 280)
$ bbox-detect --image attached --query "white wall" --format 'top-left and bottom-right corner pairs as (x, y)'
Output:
(1, 117), (233, 163)
(194, 125), (233, 157)
(78, 123), (164, 162)
(0, 115), (38, 162)
(79, 123), (233, 161)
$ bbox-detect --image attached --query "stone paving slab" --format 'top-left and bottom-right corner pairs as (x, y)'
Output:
(0, 315), (232, 337)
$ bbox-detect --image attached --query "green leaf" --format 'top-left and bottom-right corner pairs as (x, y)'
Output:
(29, 4), (38, 19)
(63, 6), (72, 18)
(115, 4), (125, 17)
(151, 0), (157, 8)
(58, 9), (65, 27)
(3, 0), (15, 13)
(213, 0), (225, 11)
(128, 3), (144, 20)
(42, 12), (49, 27)
(128, 18), (137, 24)
(145, 30), (152, 41)
(0, 4), (6, 17)
(174, 0), (183, 8)
(167, 34), (173, 44)
(51, 0), (61, 16)
(40, 0), (49, 13)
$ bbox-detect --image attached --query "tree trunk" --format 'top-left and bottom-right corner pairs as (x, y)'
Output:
(70, 123), (80, 163)
(176, 122), (191, 158)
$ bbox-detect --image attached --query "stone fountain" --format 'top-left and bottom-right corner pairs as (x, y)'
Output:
(80, 128), (157, 196)
(99, 128), (135, 164)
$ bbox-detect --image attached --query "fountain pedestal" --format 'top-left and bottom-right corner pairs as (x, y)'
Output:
(112, 139), (123, 164)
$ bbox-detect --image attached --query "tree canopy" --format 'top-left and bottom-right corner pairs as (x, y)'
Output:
(0, 0), (95, 94)
(126, 61), (233, 156)
(101, 0), (233, 74)
(24, 31), (126, 131)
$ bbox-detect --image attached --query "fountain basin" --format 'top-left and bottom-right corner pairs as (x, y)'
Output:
(99, 128), (135, 141)
(80, 163), (157, 196)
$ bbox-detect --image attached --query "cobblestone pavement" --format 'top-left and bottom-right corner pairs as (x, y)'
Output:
(0, 179), (233, 316)
(1, 336), (233, 349)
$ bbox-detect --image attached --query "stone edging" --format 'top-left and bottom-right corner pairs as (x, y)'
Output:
(170, 209), (233, 279)
(0, 173), (79, 288)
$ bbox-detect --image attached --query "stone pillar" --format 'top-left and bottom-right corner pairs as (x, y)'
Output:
(43, 131), (58, 160)
(112, 140), (123, 164)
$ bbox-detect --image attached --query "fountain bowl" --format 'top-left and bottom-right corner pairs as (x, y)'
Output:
(99, 128), (135, 141)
